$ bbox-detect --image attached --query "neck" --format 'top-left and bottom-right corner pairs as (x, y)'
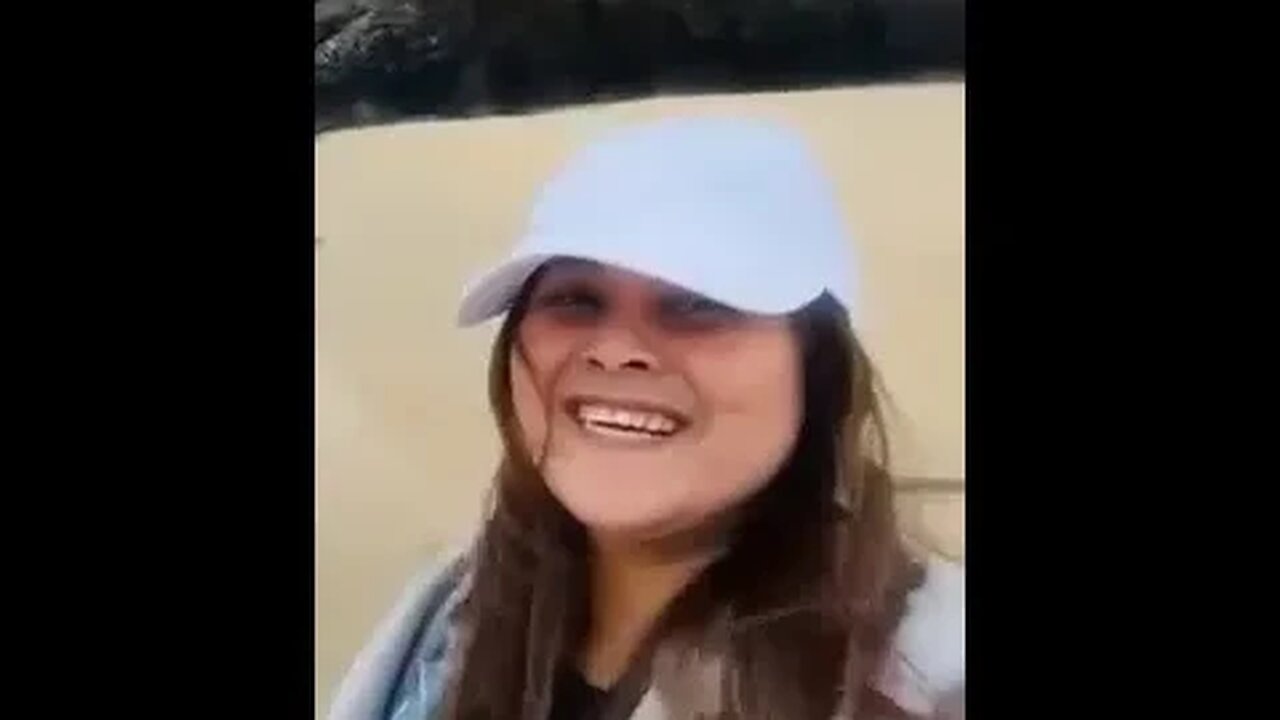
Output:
(576, 531), (722, 689)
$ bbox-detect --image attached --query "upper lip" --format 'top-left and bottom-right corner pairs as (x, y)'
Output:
(563, 394), (692, 428)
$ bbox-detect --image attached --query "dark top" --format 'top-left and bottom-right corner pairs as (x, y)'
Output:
(549, 665), (612, 720)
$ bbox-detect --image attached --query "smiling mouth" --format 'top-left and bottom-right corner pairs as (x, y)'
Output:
(566, 398), (688, 442)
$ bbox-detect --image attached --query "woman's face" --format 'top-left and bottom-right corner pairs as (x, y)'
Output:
(511, 259), (803, 542)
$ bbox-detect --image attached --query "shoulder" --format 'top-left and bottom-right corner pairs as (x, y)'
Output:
(326, 543), (474, 720)
(874, 555), (965, 717)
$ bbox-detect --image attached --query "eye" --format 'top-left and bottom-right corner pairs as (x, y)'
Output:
(532, 285), (604, 316)
(661, 292), (741, 325)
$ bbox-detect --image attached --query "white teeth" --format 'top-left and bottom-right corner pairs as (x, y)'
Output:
(575, 403), (680, 436)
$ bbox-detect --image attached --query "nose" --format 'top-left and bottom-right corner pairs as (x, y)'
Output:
(581, 326), (659, 373)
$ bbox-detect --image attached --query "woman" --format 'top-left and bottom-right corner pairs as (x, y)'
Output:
(328, 117), (965, 719)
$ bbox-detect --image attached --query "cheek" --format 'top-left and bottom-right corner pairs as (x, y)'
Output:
(694, 345), (803, 493)
(509, 320), (577, 461)
(510, 351), (548, 461)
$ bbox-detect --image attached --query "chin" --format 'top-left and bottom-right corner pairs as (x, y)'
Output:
(547, 473), (697, 540)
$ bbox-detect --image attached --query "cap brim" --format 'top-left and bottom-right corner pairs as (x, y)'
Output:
(457, 244), (839, 328)
(456, 253), (555, 327)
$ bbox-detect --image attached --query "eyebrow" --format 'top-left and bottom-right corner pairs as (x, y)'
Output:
(541, 257), (604, 276)
(532, 260), (608, 291)
(536, 263), (721, 304)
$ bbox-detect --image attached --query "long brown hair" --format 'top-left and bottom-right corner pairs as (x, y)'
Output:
(444, 280), (922, 719)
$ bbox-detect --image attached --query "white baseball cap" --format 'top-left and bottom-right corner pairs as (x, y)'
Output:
(457, 116), (857, 326)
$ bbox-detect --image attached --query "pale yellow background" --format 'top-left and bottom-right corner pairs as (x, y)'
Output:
(315, 81), (964, 714)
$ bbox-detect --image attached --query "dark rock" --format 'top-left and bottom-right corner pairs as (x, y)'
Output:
(315, 0), (964, 134)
